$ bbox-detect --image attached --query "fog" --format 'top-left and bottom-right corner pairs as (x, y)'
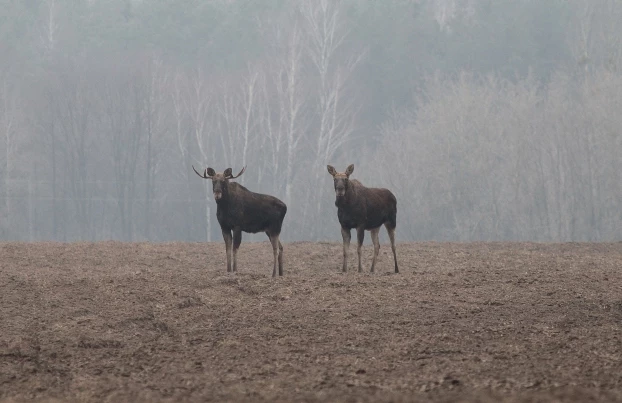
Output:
(1, 0), (621, 242)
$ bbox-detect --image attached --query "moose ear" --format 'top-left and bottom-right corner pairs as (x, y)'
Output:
(206, 167), (216, 177)
(223, 168), (233, 177)
(345, 164), (354, 177)
(327, 165), (337, 177)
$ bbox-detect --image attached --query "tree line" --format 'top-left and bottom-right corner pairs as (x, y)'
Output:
(1, 0), (621, 242)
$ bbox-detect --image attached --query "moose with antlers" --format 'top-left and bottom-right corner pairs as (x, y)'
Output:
(327, 164), (399, 273)
(193, 165), (287, 277)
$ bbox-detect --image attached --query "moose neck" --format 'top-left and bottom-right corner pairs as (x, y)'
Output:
(215, 183), (232, 205)
(335, 184), (355, 207)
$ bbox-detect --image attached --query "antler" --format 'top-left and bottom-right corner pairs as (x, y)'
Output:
(192, 165), (212, 179)
(227, 166), (246, 179)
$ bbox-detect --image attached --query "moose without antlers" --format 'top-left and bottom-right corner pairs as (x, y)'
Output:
(327, 164), (398, 273)
(193, 165), (287, 277)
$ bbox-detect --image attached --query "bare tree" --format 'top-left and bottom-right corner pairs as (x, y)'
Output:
(142, 54), (170, 240)
(47, 61), (98, 240)
(0, 69), (20, 237)
(298, 0), (365, 239)
(99, 61), (146, 240)
(239, 68), (261, 173)
(372, 73), (553, 241)
(254, 12), (310, 239)
(215, 70), (261, 178)
(567, 0), (622, 78)
(172, 67), (217, 241)
(276, 21), (309, 208)
(39, 0), (59, 55)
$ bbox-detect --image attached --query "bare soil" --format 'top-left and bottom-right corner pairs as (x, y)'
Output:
(1, 241), (622, 402)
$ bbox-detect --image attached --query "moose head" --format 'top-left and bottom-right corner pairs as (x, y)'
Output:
(327, 164), (354, 197)
(192, 166), (246, 201)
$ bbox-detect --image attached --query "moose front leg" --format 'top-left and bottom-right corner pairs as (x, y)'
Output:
(356, 227), (365, 273)
(232, 228), (242, 272)
(221, 229), (233, 272)
(340, 227), (351, 272)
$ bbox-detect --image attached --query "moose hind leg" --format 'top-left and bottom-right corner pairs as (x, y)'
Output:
(232, 229), (242, 272)
(356, 227), (365, 273)
(222, 229), (233, 272)
(340, 227), (351, 272)
(267, 232), (281, 277)
(370, 227), (380, 273)
(278, 240), (284, 276)
(385, 223), (398, 273)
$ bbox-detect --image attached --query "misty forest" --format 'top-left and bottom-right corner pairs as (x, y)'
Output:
(1, 0), (621, 243)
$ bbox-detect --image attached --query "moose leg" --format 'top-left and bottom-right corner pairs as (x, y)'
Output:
(222, 229), (233, 272)
(278, 240), (284, 276)
(356, 227), (365, 273)
(340, 227), (351, 272)
(232, 228), (242, 272)
(385, 223), (399, 273)
(370, 227), (380, 273)
(267, 232), (281, 278)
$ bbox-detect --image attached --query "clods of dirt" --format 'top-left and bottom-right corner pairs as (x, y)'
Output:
(1, 241), (621, 402)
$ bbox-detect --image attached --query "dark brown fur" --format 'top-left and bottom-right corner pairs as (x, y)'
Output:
(327, 164), (398, 273)
(193, 166), (287, 277)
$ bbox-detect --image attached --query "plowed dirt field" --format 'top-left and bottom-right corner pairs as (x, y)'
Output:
(1, 241), (622, 402)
